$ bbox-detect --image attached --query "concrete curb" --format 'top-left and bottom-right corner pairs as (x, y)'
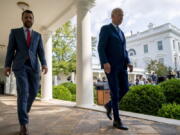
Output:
(45, 99), (180, 126)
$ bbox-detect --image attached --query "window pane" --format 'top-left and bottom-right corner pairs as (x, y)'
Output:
(173, 40), (176, 49)
(158, 41), (163, 50)
(144, 44), (148, 53)
(159, 58), (164, 64)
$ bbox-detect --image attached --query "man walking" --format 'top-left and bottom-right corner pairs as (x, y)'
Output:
(4, 10), (48, 135)
(98, 8), (133, 130)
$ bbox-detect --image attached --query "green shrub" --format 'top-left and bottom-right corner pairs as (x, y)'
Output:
(36, 88), (41, 98)
(71, 94), (76, 101)
(94, 86), (97, 104)
(61, 82), (76, 94)
(159, 79), (180, 104)
(158, 103), (180, 120)
(36, 92), (41, 98)
(53, 85), (72, 101)
(120, 85), (166, 115)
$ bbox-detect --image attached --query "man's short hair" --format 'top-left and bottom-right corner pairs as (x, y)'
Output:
(22, 10), (34, 18)
(111, 8), (123, 17)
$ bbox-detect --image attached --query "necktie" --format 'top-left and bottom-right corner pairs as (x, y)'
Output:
(26, 29), (31, 48)
(116, 26), (125, 57)
(116, 26), (124, 42)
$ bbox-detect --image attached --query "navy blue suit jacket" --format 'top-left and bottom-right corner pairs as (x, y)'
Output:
(4, 27), (47, 72)
(98, 23), (130, 70)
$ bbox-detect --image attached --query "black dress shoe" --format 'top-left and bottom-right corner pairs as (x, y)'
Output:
(113, 120), (128, 130)
(104, 103), (112, 120)
(19, 124), (29, 135)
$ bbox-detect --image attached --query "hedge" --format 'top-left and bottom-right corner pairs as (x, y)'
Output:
(53, 85), (72, 101)
(159, 79), (180, 104)
(158, 103), (180, 120)
(120, 85), (166, 115)
(61, 82), (76, 95)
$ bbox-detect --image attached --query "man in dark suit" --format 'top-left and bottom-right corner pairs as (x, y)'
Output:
(4, 10), (48, 135)
(98, 8), (133, 130)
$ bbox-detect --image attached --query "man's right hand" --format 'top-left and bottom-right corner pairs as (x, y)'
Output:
(103, 63), (111, 74)
(4, 67), (11, 77)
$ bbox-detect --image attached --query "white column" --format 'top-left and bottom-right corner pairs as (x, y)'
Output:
(41, 31), (53, 100)
(76, 0), (95, 107)
(98, 72), (102, 80)
(166, 37), (174, 69)
(71, 72), (75, 83)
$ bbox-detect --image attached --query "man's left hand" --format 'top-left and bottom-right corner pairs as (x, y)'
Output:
(42, 65), (48, 74)
(127, 64), (133, 72)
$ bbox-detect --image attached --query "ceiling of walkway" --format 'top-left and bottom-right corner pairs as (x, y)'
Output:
(0, 0), (77, 46)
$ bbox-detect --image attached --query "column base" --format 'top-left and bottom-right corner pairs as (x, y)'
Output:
(76, 103), (96, 109)
(40, 97), (52, 101)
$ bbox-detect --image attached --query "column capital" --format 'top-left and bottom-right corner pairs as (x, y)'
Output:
(76, 0), (95, 12)
(41, 29), (53, 44)
(42, 30), (53, 36)
(40, 26), (53, 36)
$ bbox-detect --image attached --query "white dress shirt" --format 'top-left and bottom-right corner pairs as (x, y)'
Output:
(23, 27), (32, 40)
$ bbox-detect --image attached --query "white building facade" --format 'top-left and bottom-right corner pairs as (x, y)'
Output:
(127, 23), (180, 71)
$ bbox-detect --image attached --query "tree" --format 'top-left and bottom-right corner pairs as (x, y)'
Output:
(146, 60), (169, 76)
(52, 21), (97, 75)
(52, 21), (76, 75)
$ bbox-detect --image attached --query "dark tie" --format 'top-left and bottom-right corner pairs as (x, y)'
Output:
(26, 29), (31, 48)
(116, 26), (124, 41)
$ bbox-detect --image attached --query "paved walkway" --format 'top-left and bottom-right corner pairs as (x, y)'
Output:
(0, 96), (179, 135)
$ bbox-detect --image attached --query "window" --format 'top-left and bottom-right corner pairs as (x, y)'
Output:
(130, 52), (134, 56)
(134, 62), (137, 67)
(173, 40), (176, 50)
(131, 61), (137, 67)
(144, 44), (148, 53)
(157, 41), (163, 50)
(174, 57), (177, 69)
(159, 58), (164, 64)
(128, 49), (136, 56)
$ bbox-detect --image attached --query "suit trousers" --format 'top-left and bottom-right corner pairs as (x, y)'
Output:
(14, 59), (40, 125)
(105, 68), (129, 121)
